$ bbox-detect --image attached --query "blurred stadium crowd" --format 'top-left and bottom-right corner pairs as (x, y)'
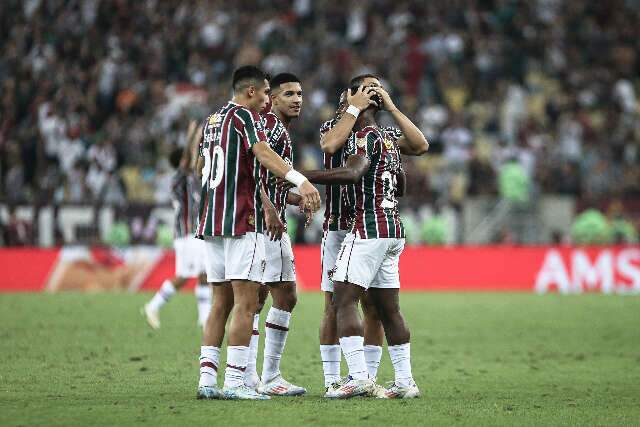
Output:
(1, 0), (639, 245)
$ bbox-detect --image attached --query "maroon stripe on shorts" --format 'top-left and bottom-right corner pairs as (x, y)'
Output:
(265, 322), (289, 332)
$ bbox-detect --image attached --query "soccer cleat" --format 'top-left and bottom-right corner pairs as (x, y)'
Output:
(377, 381), (421, 399)
(324, 376), (374, 399)
(222, 384), (271, 400)
(369, 380), (389, 398)
(197, 385), (222, 400)
(141, 304), (160, 330)
(260, 375), (306, 396)
(324, 377), (347, 397)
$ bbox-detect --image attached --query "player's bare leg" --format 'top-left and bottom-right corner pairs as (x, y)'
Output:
(198, 282), (233, 399)
(245, 285), (269, 389)
(222, 280), (270, 400)
(203, 283), (234, 346)
(326, 281), (374, 398)
(362, 292), (384, 379)
(143, 277), (188, 329)
(368, 288), (419, 399)
(259, 281), (305, 396)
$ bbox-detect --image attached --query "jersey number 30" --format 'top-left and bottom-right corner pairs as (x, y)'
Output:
(202, 146), (224, 189)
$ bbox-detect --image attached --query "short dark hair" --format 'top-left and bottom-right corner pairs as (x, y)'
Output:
(349, 73), (379, 88)
(169, 147), (183, 169)
(232, 65), (267, 91)
(269, 73), (301, 91)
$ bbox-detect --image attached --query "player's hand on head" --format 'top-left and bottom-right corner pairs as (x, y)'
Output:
(298, 181), (321, 213)
(369, 86), (396, 111)
(347, 86), (377, 111)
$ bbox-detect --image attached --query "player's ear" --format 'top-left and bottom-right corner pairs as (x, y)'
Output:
(247, 85), (255, 97)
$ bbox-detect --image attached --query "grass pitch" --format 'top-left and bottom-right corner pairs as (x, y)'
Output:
(0, 292), (639, 426)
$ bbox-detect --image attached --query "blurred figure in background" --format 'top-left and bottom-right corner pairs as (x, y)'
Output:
(142, 122), (211, 330)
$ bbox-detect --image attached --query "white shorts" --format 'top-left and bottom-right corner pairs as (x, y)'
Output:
(203, 232), (265, 283)
(174, 236), (206, 278)
(320, 230), (348, 292)
(331, 233), (405, 290)
(263, 233), (296, 283)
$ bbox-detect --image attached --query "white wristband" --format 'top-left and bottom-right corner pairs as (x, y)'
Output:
(285, 169), (308, 188)
(345, 104), (360, 118)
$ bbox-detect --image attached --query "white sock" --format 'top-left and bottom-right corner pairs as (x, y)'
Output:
(194, 283), (211, 325)
(199, 346), (220, 387)
(245, 314), (260, 387)
(339, 336), (368, 380)
(320, 345), (341, 387)
(388, 343), (413, 387)
(147, 280), (176, 312)
(224, 345), (249, 388)
(364, 345), (382, 379)
(262, 307), (291, 383)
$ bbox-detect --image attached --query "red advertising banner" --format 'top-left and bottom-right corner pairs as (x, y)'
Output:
(1, 246), (639, 294)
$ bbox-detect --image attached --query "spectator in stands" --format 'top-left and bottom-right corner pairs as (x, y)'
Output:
(2, 206), (33, 246)
(0, 0), (638, 244)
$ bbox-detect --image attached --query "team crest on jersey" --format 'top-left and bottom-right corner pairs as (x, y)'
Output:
(209, 113), (221, 126)
(248, 215), (255, 226)
(384, 138), (394, 150)
(356, 136), (367, 148)
(255, 120), (265, 132)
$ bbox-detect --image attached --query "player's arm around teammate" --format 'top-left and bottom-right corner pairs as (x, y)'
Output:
(252, 142), (320, 212)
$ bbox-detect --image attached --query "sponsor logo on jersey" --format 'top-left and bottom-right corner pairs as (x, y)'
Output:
(269, 122), (285, 143)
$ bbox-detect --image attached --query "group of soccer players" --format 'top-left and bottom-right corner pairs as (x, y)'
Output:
(144, 64), (429, 400)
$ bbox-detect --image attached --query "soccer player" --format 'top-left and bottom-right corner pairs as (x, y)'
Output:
(305, 74), (428, 398)
(195, 66), (320, 401)
(243, 73), (307, 396)
(142, 121), (211, 330)
(318, 90), (390, 394)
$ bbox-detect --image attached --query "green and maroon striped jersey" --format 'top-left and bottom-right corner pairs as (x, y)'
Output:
(260, 112), (293, 224)
(320, 119), (352, 231)
(196, 101), (267, 238)
(344, 125), (405, 239)
(171, 170), (200, 238)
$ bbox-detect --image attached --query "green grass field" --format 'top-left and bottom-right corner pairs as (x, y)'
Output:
(1, 292), (639, 426)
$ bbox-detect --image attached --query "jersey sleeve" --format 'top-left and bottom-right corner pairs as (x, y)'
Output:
(319, 119), (335, 138)
(262, 113), (279, 148)
(235, 108), (267, 150)
(383, 126), (403, 142)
